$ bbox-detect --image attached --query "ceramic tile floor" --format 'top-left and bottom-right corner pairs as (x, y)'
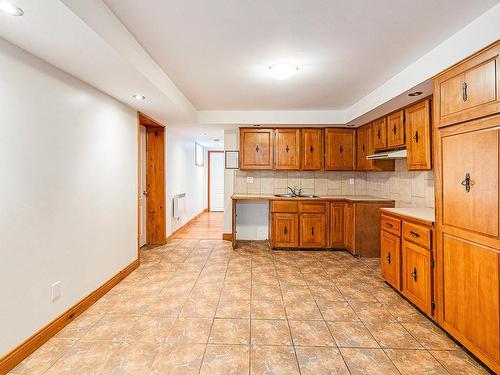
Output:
(9, 240), (491, 375)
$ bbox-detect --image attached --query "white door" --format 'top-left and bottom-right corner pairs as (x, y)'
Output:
(209, 152), (224, 212)
(139, 126), (147, 246)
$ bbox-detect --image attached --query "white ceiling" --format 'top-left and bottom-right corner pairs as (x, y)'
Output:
(104, 0), (498, 111)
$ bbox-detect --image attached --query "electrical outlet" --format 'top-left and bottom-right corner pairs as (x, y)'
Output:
(349, 178), (355, 185)
(51, 281), (61, 302)
(247, 177), (254, 184)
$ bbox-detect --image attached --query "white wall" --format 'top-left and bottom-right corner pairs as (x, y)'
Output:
(166, 132), (208, 236)
(0, 38), (137, 357)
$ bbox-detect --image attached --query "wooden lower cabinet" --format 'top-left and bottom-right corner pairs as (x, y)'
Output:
(271, 213), (298, 248)
(299, 214), (326, 248)
(402, 240), (432, 315)
(380, 231), (401, 290)
(329, 203), (344, 248)
(344, 203), (355, 252)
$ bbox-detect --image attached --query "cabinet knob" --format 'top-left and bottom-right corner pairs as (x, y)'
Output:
(411, 267), (417, 282)
(385, 222), (393, 228)
(461, 172), (474, 193)
(285, 145), (290, 152)
(284, 226), (288, 235)
(462, 82), (468, 102)
(410, 231), (420, 238)
(255, 145), (260, 153)
(386, 253), (391, 264)
(339, 145), (343, 153)
(311, 227), (314, 236)
(413, 131), (419, 143)
(310, 145), (314, 153)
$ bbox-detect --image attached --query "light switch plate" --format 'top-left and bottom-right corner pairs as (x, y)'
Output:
(349, 178), (355, 185)
(247, 177), (254, 183)
(51, 281), (61, 302)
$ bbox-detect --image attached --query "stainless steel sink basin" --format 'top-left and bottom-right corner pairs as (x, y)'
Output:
(273, 193), (320, 198)
(274, 193), (295, 197)
(297, 194), (320, 198)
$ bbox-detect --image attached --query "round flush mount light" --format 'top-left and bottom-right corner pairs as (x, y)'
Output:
(268, 63), (299, 80)
(0, 2), (24, 16)
(408, 91), (423, 97)
(133, 94), (146, 101)
(200, 132), (206, 136)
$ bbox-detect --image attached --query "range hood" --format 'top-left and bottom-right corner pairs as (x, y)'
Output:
(367, 149), (407, 160)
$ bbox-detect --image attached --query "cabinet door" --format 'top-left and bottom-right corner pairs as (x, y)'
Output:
(442, 234), (500, 363)
(329, 203), (344, 248)
(301, 128), (323, 170)
(325, 128), (356, 170)
(372, 117), (387, 150)
(387, 110), (405, 148)
(380, 231), (401, 290)
(299, 214), (326, 248)
(271, 213), (298, 248)
(402, 240), (432, 315)
(441, 126), (499, 237)
(436, 43), (499, 127)
(356, 124), (373, 171)
(275, 128), (300, 170)
(344, 203), (355, 253)
(405, 99), (432, 170)
(240, 129), (273, 169)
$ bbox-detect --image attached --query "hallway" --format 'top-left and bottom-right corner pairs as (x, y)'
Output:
(174, 212), (224, 240)
(8, 240), (487, 374)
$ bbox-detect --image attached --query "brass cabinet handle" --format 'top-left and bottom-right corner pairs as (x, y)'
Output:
(462, 82), (468, 102)
(461, 172), (474, 193)
(255, 145), (260, 153)
(411, 267), (417, 282)
(385, 222), (393, 228)
(386, 253), (391, 264)
(410, 231), (420, 238)
(413, 131), (419, 143)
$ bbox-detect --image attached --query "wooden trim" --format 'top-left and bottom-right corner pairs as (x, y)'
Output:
(208, 151), (224, 212)
(166, 209), (208, 242)
(137, 115), (141, 258)
(222, 232), (233, 241)
(138, 111), (164, 128)
(0, 259), (139, 375)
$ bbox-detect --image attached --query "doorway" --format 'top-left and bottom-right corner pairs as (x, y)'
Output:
(137, 112), (166, 250)
(208, 151), (224, 212)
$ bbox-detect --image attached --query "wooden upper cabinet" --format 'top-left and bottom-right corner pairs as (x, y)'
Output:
(301, 128), (323, 170)
(240, 128), (273, 169)
(356, 124), (373, 171)
(435, 42), (499, 127)
(275, 128), (300, 170)
(405, 99), (432, 170)
(324, 128), (356, 170)
(372, 117), (387, 150)
(387, 110), (405, 148)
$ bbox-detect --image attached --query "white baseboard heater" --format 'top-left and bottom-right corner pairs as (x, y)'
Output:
(173, 193), (186, 218)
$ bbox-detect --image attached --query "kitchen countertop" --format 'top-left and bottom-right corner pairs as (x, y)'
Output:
(380, 207), (435, 225)
(231, 193), (395, 204)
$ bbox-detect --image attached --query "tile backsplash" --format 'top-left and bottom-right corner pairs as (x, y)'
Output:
(233, 160), (434, 208)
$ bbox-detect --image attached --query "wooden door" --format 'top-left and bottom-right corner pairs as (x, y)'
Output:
(405, 99), (432, 170)
(240, 128), (273, 169)
(402, 240), (432, 315)
(275, 128), (300, 170)
(329, 203), (344, 248)
(442, 235), (500, 363)
(356, 124), (373, 171)
(325, 128), (356, 170)
(441, 127), (499, 237)
(271, 213), (298, 248)
(372, 117), (387, 150)
(387, 110), (405, 148)
(380, 231), (401, 290)
(344, 203), (355, 253)
(301, 128), (323, 170)
(299, 214), (326, 248)
(436, 43), (499, 127)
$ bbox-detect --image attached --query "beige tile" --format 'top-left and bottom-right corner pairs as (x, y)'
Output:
(251, 345), (300, 375)
(327, 321), (379, 348)
(55, 313), (103, 339)
(82, 314), (140, 342)
(252, 299), (287, 319)
(128, 315), (176, 345)
(216, 299), (251, 318)
(284, 300), (322, 320)
(430, 350), (489, 374)
(200, 345), (250, 375)
(11, 338), (75, 374)
(252, 284), (282, 300)
(295, 346), (350, 375)
(403, 322), (458, 350)
(251, 319), (292, 346)
(166, 318), (213, 344)
(385, 349), (448, 374)
(309, 285), (345, 301)
(289, 320), (335, 347)
(340, 348), (400, 375)
(101, 341), (158, 375)
(316, 301), (359, 322)
(350, 302), (397, 323)
(209, 319), (250, 345)
(149, 343), (206, 375)
(365, 322), (422, 349)
(180, 298), (219, 318)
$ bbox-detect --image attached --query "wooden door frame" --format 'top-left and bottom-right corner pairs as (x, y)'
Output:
(208, 150), (224, 212)
(137, 112), (166, 253)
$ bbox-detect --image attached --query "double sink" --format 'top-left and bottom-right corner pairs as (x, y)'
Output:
(274, 193), (320, 198)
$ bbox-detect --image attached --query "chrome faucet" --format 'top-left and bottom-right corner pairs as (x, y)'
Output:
(287, 186), (302, 196)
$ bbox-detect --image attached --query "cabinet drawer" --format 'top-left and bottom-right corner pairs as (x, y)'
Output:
(381, 214), (401, 236)
(299, 202), (327, 213)
(403, 221), (431, 249)
(271, 201), (298, 213)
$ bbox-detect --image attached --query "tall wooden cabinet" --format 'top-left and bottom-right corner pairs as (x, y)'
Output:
(434, 41), (500, 373)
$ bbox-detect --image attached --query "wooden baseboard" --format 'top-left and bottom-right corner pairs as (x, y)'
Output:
(222, 232), (233, 241)
(166, 208), (208, 242)
(0, 258), (140, 375)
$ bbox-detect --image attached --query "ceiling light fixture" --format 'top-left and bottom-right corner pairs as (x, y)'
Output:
(200, 132), (206, 136)
(0, 2), (24, 16)
(133, 94), (146, 101)
(408, 91), (423, 97)
(268, 63), (299, 80)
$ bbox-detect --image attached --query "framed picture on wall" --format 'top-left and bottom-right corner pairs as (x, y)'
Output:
(225, 150), (239, 169)
(195, 143), (204, 166)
